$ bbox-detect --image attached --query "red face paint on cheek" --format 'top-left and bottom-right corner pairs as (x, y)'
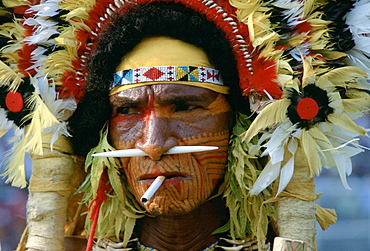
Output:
(109, 98), (156, 144)
(108, 86), (233, 216)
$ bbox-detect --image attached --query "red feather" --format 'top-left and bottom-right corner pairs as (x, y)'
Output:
(241, 56), (282, 99)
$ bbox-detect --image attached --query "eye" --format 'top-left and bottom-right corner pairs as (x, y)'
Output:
(116, 106), (141, 115)
(117, 107), (130, 114)
(174, 103), (198, 112)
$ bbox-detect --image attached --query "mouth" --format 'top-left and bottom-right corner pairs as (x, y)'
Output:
(139, 172), (190, 186)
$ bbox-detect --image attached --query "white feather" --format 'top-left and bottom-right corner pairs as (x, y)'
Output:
(332, 152), (352, 190)
(250, 161), (282, 195)
(23, 25), (59, 44)
(345, 0), (370, 78)
(0, 109), (13, 130)
(277, 155), (294, 196)
(28, 0), (61, 17)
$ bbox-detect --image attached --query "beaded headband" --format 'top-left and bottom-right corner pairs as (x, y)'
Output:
(109, 36), (230, 95)
(110, 65), (226, 95)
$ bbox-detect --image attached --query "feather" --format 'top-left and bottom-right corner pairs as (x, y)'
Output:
(35, 76), (77, 121)
(0, 109), (13, 132)
(262, 122), (294, 161)
(344, 0), (370, 78)
(303, 0), (315, 18)
(302, 57), (316, 87)
(43, 49), (76, 77)
(272, 0), (304, 21)
(318, 66), (367, 87)
(229, 0), (260, 15)
(2, 140), (27, 188)
(345, 50), (370, 78)
(250, 161), (281, 195)
(23, 25), (59, 45)
(60, 0), (96, 13)
(242, 99), (290, 142)
(28, 0), (60, 17)
(332, 152), (351, 190)
(276, 137), (298, 195)
(2, 0), (29, 8)
(246, 56), (282, 98)
(64, 7), (91, 25)
(22, 93), (58, 154)
(328, 113), (367, 136)
(0, 61), (23, 90)
(343, 98), (370, 116)
(301, 129), (322, 176)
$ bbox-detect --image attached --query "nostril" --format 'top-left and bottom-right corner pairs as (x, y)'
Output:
(135, 137), (179, 161)
(136, 144), (165, 161)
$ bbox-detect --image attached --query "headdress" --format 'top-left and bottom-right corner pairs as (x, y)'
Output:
(110, 36), (229, 95)
(0, 0), (369, 251)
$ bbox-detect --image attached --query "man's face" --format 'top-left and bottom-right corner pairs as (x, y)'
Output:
(109, 84), (233, 216)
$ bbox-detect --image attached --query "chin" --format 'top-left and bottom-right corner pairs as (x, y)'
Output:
(144, 196), (205, 216)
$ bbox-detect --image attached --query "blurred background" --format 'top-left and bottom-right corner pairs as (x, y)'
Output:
(1, 117), (369, 251)
(316, 116), (370, 250)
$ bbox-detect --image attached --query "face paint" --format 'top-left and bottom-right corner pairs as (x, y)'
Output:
(109, 84), (233, 216)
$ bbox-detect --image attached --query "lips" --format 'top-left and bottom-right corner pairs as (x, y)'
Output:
(139, 172), (190, 192)
(140, 172), (189, 181)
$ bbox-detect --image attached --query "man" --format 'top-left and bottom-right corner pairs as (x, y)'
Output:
(67, 3), (268, 250)
(2, 0), (368, 250)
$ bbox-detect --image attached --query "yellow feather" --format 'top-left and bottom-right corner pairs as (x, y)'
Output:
(302, 58), (316, 87)
(55, 26), (80, 47)
(0, 61), (23, 90)
(242, 99), (290, 142)
(312, 50), (347, 61)
(308, 126), (333, 164)
(343, 97), (370, 115)
(60, 0), (96, 12)
(0, 129), (9, 138)
(2, 0), (30, 8)
(301, 129), (322, 176)
(318, 66), (367, 87)
(303, 0), (315, 17)
(230, 0), (260, 16)
(43, 49), (76, 77)
(328, 113), (367, 136)
(64, 7), (90, 22)
(0, 23), (21, 39)
(22, 93), (59, 155)
(1, 141), (27, 188)
(345, 87), (370, 99)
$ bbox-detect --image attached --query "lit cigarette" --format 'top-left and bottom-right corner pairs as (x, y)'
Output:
(140, 176), (166, 203)
(92, 146), (218, 157)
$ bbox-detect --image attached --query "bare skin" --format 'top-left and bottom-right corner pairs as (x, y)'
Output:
(109, 84), (233, 250)
(136, 196), (229, 251)
(64, 84), (234, 250)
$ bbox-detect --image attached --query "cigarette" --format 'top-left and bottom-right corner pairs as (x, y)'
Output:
(140, 176), (166, 203)
(92, 146), (218, 157)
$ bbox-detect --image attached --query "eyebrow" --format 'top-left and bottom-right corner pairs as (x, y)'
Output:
(162, 95), (204, 103)
(111, 93), (207, 106)
(110, 97), (144, 107)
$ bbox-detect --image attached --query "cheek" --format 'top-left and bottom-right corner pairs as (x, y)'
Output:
(109, 116), (144, 147)
(111, 130), (230, 215)
(186, 130), (230, 190)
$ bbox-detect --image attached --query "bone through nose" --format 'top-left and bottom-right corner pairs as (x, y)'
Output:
(135, 116), (178, 161)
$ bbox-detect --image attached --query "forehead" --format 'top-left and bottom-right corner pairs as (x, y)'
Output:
(109, 84), (222, 105)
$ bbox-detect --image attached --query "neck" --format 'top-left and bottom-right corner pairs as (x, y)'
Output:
(136, 197), (228, 251)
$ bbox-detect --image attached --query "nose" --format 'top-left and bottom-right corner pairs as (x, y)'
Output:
(135, 115), (179, 161)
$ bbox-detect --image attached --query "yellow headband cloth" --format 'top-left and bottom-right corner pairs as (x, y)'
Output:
(110, 36), (229, 96)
